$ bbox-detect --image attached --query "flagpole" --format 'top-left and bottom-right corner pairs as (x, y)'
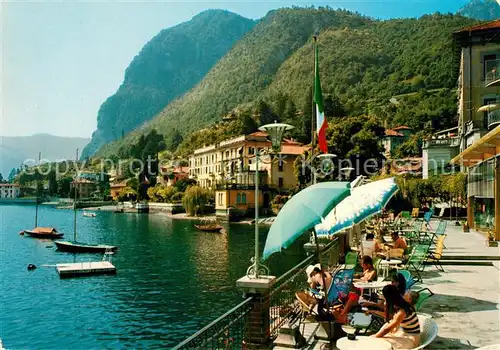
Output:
(311, 36), (317, 185)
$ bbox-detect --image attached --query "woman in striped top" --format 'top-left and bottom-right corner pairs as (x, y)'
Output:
(372, 285), (421, 349)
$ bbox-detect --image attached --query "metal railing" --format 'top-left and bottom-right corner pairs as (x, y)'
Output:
(488, 109), (500, 129)
(173, 297), (253, 349)
(173, 238), (340, 348)
(268, 238), (340, 338)
(485, 59), (500, 87)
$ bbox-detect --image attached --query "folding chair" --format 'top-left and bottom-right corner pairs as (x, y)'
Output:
(401, 245), (430, 282)
(414, 287), (435, 311)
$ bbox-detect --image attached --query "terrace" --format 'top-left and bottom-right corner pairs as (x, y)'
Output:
(174, 219), (500, 349)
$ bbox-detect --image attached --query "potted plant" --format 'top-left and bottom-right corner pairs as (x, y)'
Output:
(488, 230), (498, 247)
(461, 221), (470, 233)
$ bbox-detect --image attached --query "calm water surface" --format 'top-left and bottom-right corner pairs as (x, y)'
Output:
(0, 205), (305, 348)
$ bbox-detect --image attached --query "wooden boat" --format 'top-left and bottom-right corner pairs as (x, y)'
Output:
(23, 227), (64, 239)
(194, 219), (223, 232)
(54, 240), (118, 253)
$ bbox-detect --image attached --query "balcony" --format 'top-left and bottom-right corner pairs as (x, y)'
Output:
(485, 59), (500, 87)
(487, 109), (500, 129)
(423, 137), (460, 148)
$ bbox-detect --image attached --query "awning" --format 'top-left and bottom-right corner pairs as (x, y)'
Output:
(450, 126), (500, 167)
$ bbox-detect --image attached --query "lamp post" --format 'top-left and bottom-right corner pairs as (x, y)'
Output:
(339, 167), (354, 181)
(313, 153), (337, 183)
(246, 121), (294, 279)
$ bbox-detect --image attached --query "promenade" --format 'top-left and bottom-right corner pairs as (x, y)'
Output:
(276, 221), (500, 349)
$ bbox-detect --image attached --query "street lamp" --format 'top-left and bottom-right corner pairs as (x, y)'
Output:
(313, 153), (337, 183)
(246, 121), (293, 279)
(339, 167), (355, 181)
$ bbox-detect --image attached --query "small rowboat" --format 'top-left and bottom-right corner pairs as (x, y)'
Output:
(194, 218), (223, 233)
(194, 224), (224, 232)
(83, 211), (96, 217)
(23, 227), (64, 239)
(55, 241), (118, 253)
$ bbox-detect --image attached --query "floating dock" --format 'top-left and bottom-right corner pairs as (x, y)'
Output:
(56, 261), (116, 278)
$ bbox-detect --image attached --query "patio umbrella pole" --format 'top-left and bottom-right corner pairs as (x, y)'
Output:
(313, 228), (334, 346)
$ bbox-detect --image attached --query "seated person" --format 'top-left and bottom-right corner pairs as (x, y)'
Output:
(386, 231), (408, 251)
(361, 272), (406, 315)
(371, 285), (421, 349)
(354, 256), (377, 282)
(295, 264), (332, 310)
(361, 233), (383, 257)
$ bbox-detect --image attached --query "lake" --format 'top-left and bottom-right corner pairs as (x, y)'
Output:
(0, 205), (305, 348)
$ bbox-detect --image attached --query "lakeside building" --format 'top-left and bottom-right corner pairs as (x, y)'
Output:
(158, 166), (189, 187)
(422, 128), (460, 179)
(70, 179), (97, 199)
(0, 184), (21, 198)
(110, 182), (127, 200)
(452, 20), (500, 240)
(188, 131), (309, 219)
(382, 125), (414, 158)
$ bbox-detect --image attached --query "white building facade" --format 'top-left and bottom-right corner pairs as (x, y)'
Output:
(0, 184), (21, 198)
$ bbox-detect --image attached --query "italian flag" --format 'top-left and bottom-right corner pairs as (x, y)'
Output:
(314, 43), (328, 154)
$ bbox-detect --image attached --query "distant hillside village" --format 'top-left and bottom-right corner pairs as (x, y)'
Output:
(2, 20), (499, 237)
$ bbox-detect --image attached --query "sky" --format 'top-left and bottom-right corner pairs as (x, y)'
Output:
(2, 0), (472, 138)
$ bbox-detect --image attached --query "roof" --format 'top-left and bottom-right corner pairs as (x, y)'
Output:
(33, 227), (57, 233)
(72, 179), (96, 184)
(110, 182), (127, 188)
(282, 138), (302, 145)
(450, 126), (500, 167)
(385, 129), (404, 137)
(248, 131), (268, 138)
(280, 144), (310, 155)
(454, 20), (500, 34)
(392, 126), (412, 131)
(0, 183), (20, 187)
(174, 166), (189, 174)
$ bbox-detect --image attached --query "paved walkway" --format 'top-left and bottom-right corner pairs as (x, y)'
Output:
(275, 220), (500, 349)
(439, 220), (500, 259)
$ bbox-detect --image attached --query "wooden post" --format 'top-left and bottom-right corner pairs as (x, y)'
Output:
(495, 160), (500, 241)
(467, 196), (474, 230)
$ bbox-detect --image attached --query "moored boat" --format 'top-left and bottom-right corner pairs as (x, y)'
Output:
(23, 227), (64, 239)
(194, 218), (223, 232)
(83, 211), (96, 217)
(54, 241), (118, 253)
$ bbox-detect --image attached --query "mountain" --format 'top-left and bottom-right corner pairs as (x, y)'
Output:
(95, 9), (476, 158)
(95, 8), (372, 156)
(0, 134), (90, 177)
(81, 9), (255, 159)
(457, 0), (500, 20)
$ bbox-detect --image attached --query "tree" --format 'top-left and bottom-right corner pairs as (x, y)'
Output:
(323, 94), (346, 119)
(166, 129), (183, 151)
(182, 185), (213, 216)
(8, 168), (16, 182)
(57, 177), (72, 197)
(326, 115), (385, 177)
(47, 171), (58, 196)
(257, 100), (278, 126)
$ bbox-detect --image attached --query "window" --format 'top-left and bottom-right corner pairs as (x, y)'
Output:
(236, 193), (241, 204)
(484, 54), (497, 79)
(249, 147), (254, 155)
(278, 177), (284, 188)
(278, 160), (284, 172)
(241, 193), (247, 204)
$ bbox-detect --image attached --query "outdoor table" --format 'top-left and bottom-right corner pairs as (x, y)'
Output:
(336, 335), (392, 350)
(379, 259), (402, 278)
(341, 312), (373, 335)
(354, 281), (390, 293)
